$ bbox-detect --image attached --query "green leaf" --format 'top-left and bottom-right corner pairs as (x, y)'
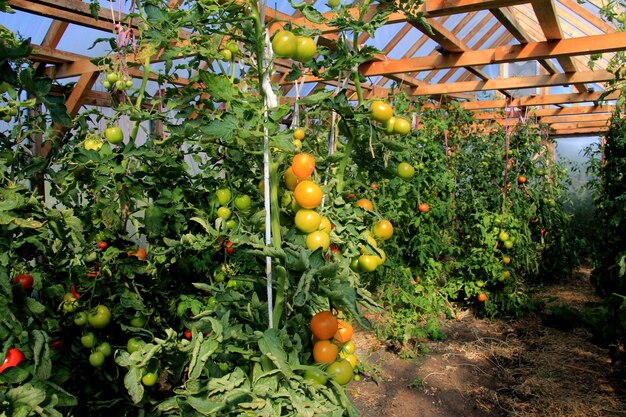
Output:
(124, 367), (144, 404)
(144, 205), (164, 236)
(32, 330), (52, 380)
(25, 297), (46, 315)
(205, 114), (239, 141)
(201, 73), (238, 103)
(257, 329), (294, 378)
(6, 383), (46, 408)
(291, 2), (327, 24)
(188, 338), (219, 380)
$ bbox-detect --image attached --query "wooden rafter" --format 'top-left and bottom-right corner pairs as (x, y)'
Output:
(457, 90), (620, 110)
(360, 32), (626, 77)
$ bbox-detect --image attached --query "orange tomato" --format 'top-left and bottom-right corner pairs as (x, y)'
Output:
(310, 311), (338, 340)
(477, 293), (488, 302)
(291, 153), (316, 179)
(128, 247), (147, 261)
(355, 198), (374, 211)
(334, 319), (354, 343)
(312, 340), (339, 364)
(294, 180), (323, 209)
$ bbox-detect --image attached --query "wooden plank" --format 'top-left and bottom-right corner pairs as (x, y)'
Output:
(474, 104), (615, 119)
(531, 0), (587, 92)
(540, 113), (612, 124)
(360, 32), (626, 76)
(9, 0), (120, 32)
(422, 0), (532, 16)
(490, 7), (559, 74)
(457, 91), (620, 110)
(407, 71), (612, 95)
(550, 127), (608, 137)
(41, 20), (68, 48)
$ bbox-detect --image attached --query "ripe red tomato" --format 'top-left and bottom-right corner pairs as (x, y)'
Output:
(369, 100), (393, 123)
(310, 311), (338, 340)
(12, 273), (33, 290)
(0, 348), (24, 373)
(372, 219), (393, 241)
(291, 153), (316, 179)
(355, 198), (374, 211)
(272, 30), (297, 58)
(97, 241), (108, 250)
(334, 319), (354, 343)
(104, 126), (124, 144)
(294, 180), (323, 209)
(184, 330), (192, 340)
(418, 203), (430, 213)
(312, 340), (339, 364)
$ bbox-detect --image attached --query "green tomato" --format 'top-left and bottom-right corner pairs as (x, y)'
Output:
(89, 351), (105, 367)
(503, 240), (514, 249)
(106, 72), (119, 83)
(101, 80), (111, 89)
(96, 342), (112, 357)
(226, 41), (239, 55)
(130, 315), (148, 328)
(63, 293), (79, 313)
(219, 48), (232, 61)
(397, 162), (415, 181)
(294, 36), (317, 63)
(272, 30), (298, 58)
(88, 305), (112, 329)
(226, 219), (237, 229)
(303, 367), (328, 385)
(498, 231), (509, 242)
(142, 372), (158, 386)
(234, 194), (251, 211)
(327, 0), (340, 8)
(105, 126), (124, 144)
(217, 206), (232, 220)
(74, 312), (88, 326)
(127, 337), (145, 353)
(81, 332), (97, 348)
(327, 360), (353, 385)
(216, 189), (232, 205)
(115, 80), (126, 91)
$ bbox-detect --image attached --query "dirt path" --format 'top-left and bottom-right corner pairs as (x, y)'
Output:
(350, 270), (626, 417)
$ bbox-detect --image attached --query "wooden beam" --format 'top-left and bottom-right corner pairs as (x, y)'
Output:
(41, 20), (68, 48)
(540, 113), (612, 124)
(490, 7), (559, 74)
(9, 0), (119, 32)
(550, 127), (608, 137)
(531, 0), (587, 92)
(474, 104), (615, 119)
(360, 32), (626, 77)
(457, 91), (620, 110)
(406, 71), (613, 96)
(422, 0), (532, 16)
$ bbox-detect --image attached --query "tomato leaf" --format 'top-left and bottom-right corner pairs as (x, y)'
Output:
(5, 383), (46, 409)
(124, 367), (144, 404)
(32, 330), (52, 380)
(188, 338), (219, 380)
(257, 329), (295, 378)
(290, 2), (327, 24)
(25, 298), (46, 315)
(200, 73), (238, 103)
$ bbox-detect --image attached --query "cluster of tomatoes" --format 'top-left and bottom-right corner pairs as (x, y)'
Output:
(218, 40), (239, 62)
(476, 228), (517, 303)
(369, 100), (411, 136)
(100, 72), (133, 92)
(305, 311), (358, 386)
(271, 30), (317, 63)
(285, 151), (332, 251)
(349, 217), (393, 274)
(215, 188), (252, 231)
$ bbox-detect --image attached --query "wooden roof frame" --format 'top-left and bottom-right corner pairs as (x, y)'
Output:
(6, 0), (626, 137)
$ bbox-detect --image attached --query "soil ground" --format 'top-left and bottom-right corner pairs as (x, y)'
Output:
(349, 268), (626, 417)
